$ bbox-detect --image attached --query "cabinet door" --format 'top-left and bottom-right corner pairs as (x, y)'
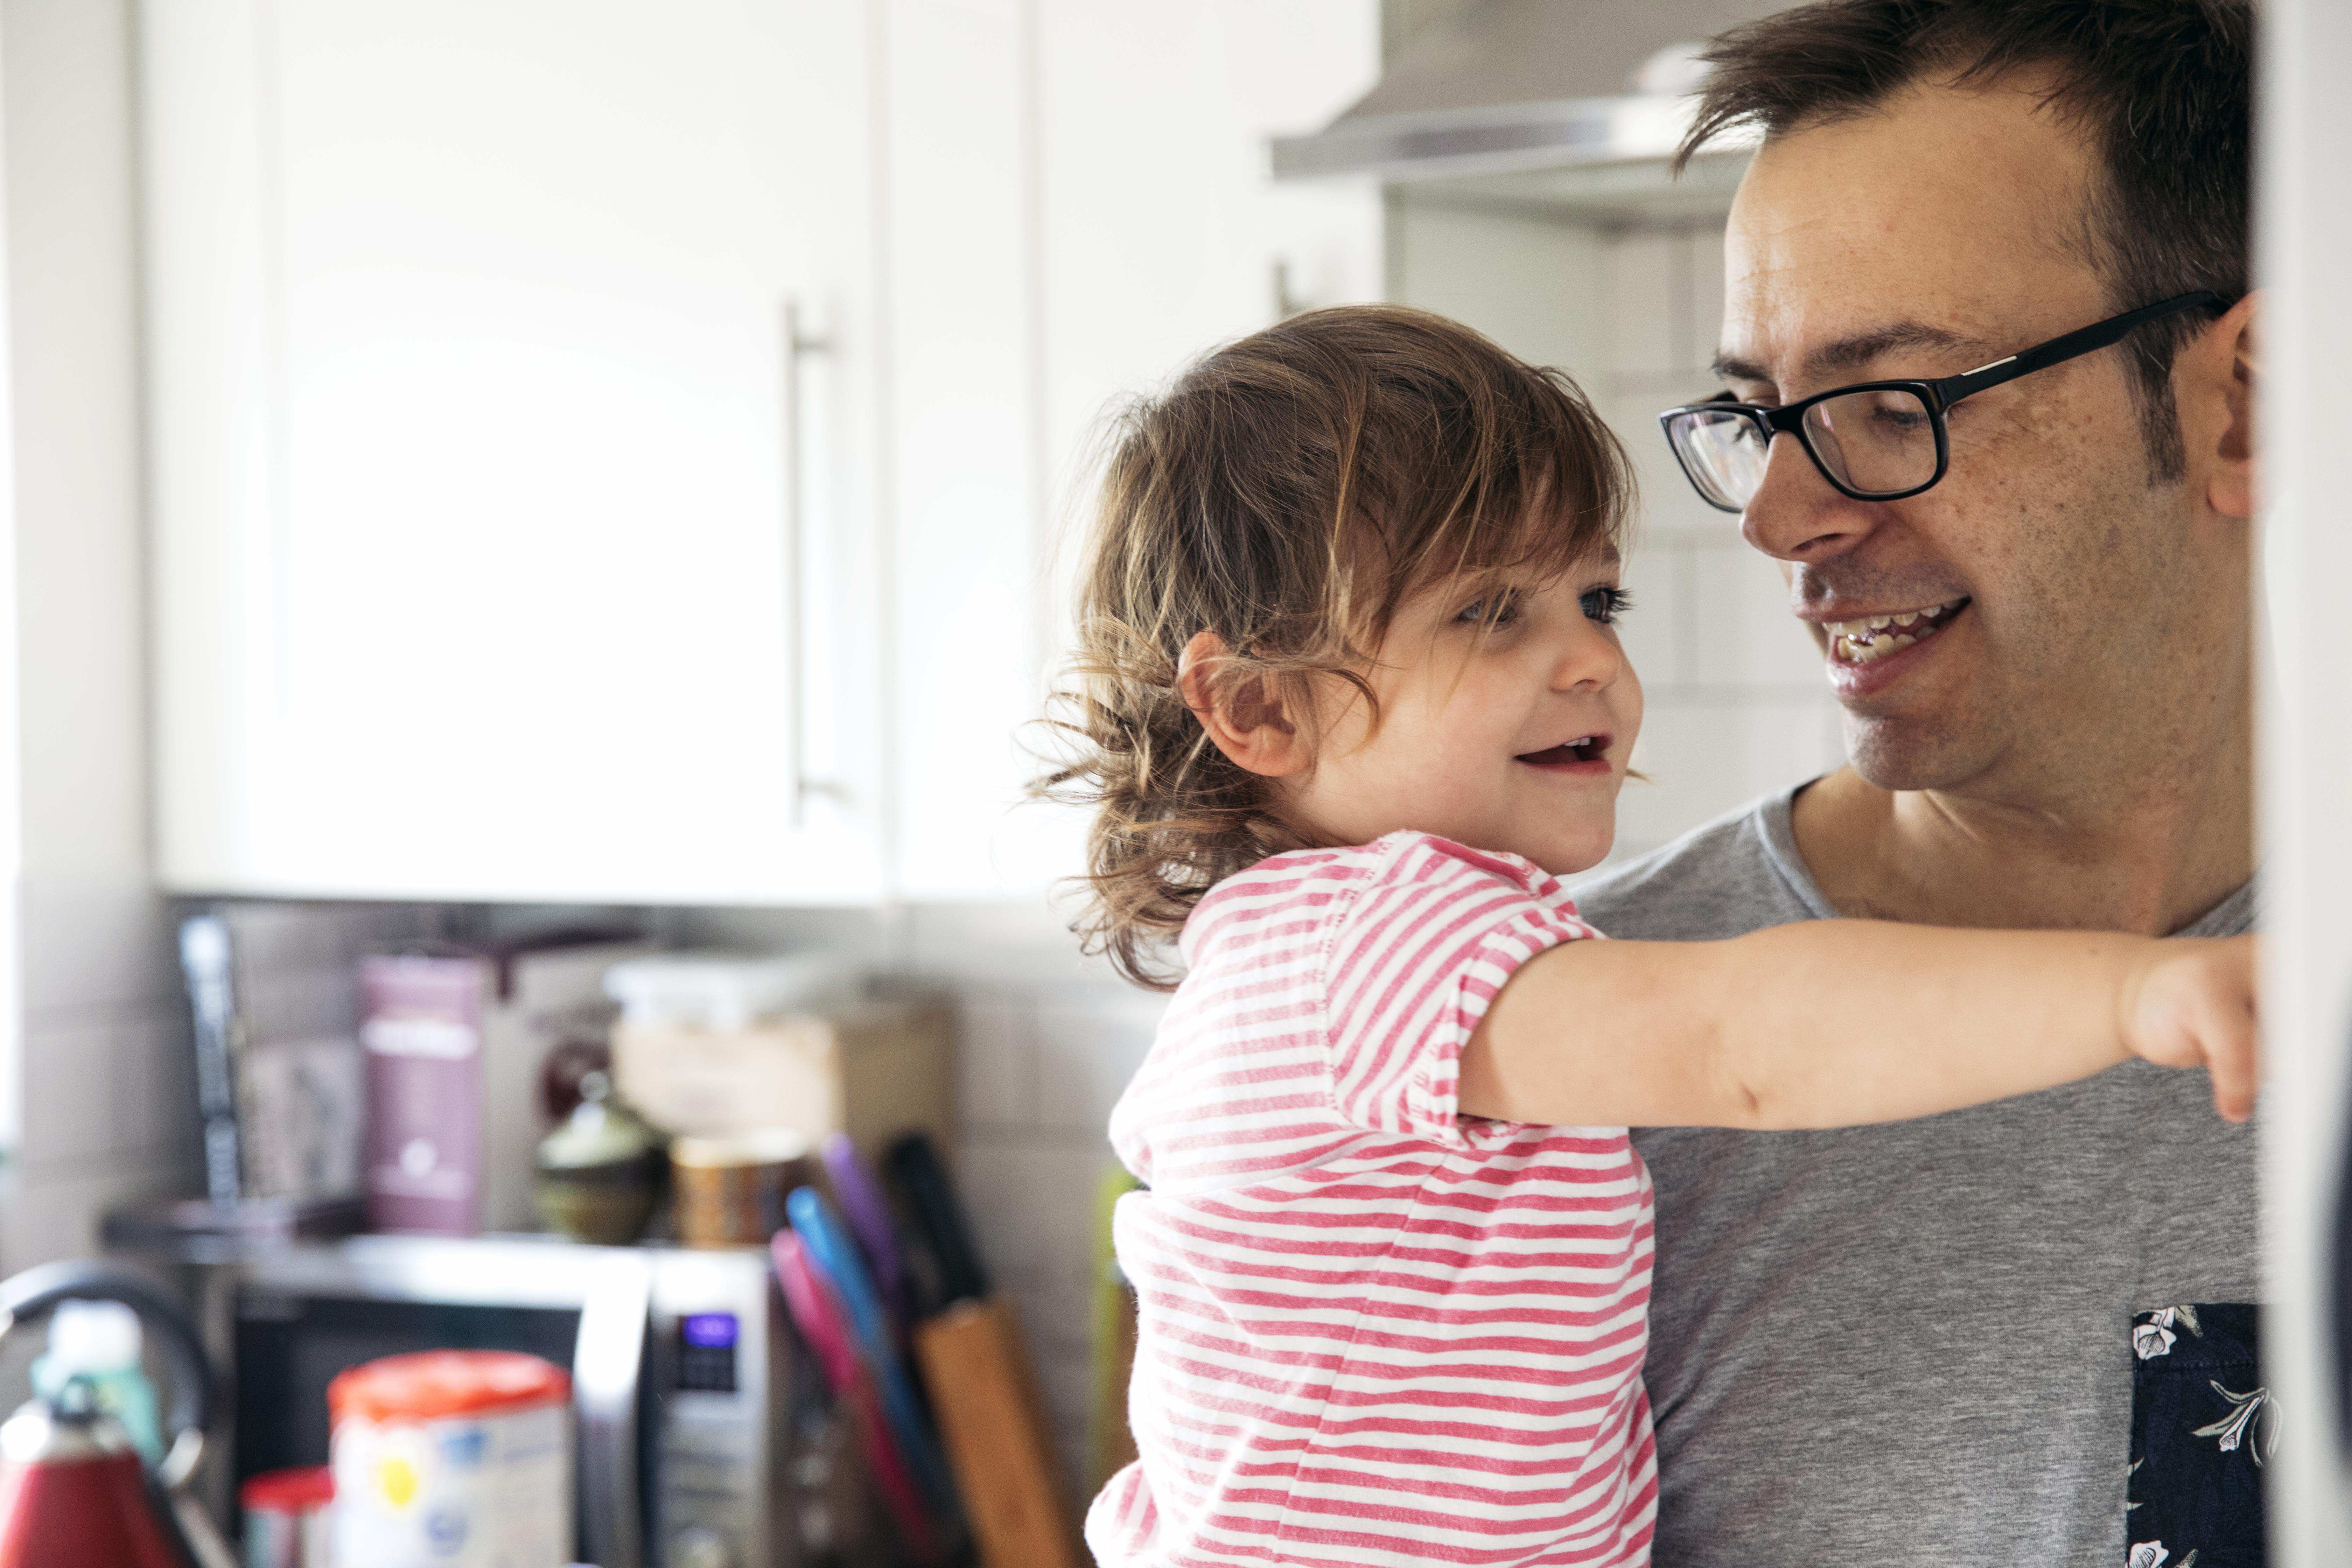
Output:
(884, 0), (1384, 902)
(143, 0), (886, 903)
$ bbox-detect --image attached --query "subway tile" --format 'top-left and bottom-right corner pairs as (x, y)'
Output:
(0, 1150), (200, 1272)
(1391, 197), (1608, 374)
(989, 1260), (1098, 1483)
(954, 1136), (1120, 1279)
(0, 1170), (104, 1268)
(17, 875), (178, 1017)
(20, 1016), (117, 1169)
(1685, 229), (1727, 376)
(1597, 392), (1729, 539)
(1615, 541), (1688, 692)
(122, 1008), (197, 1155)
(1031, 994), (1161, 1133)
(954, 1000), (1038, 1131)
(1612, 698), (1845, 851)
(1691, 542), (1828, 690)
(1605, 232), (1678, 381)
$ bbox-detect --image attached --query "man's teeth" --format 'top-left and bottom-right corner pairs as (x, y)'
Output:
(1824, 600), (1963, 665)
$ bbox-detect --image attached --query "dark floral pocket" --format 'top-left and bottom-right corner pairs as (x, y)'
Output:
(2126, 1302), (2272, 1568)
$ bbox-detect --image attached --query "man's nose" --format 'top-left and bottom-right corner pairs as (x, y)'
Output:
(1738, 431), (1880, 563)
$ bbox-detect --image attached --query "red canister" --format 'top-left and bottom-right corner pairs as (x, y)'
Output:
(241, 1466), (332, 1568)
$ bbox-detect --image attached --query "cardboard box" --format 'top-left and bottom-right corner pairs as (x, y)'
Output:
(612, 1001), (954, 1160)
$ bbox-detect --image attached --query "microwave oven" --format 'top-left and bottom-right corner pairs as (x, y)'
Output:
(203, 1233), (801, 1568)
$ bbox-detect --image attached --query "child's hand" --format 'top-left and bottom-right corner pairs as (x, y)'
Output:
(2118, 935), (2259, 1122)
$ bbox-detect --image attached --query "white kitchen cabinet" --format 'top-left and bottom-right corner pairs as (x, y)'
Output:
(141, 0), (1380, 905)
(886, 0), (1383, 901)
(143, 0), (888, 903)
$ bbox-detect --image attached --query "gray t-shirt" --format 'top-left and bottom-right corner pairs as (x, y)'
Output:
(1571, 786), (2258, 1567)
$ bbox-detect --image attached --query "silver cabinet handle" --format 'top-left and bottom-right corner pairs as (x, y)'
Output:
(783, 300), (832, 828)
(574, 1250), (652, 1568)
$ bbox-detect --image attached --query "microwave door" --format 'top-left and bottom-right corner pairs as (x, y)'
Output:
(576, 1250), (652, 1568)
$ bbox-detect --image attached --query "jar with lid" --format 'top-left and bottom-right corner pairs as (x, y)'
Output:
(533, 1070), (661, 1245)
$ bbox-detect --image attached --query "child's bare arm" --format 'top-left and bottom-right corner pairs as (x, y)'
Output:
(1456, 924), (2257, 1130)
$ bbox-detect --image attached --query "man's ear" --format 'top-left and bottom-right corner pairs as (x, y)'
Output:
(2196, 290), (2258, 519)
(1179, 630), (1308, 777)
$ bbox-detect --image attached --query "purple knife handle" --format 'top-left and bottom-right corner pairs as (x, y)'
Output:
(822, 1132), (906, 1318)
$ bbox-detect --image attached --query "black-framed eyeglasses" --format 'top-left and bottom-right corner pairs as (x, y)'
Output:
(1657, 290), (2226, 513)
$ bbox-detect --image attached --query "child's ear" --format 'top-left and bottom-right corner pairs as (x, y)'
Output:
(1179, 630), (1308, 777)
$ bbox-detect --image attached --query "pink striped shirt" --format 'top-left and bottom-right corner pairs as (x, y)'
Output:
(1088, 832), (1656, 1568)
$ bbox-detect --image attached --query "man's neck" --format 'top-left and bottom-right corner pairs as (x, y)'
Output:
(1788, 743), (2255, 935)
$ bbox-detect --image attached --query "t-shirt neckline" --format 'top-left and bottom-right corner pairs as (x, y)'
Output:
(1754, 779), (2257, 937)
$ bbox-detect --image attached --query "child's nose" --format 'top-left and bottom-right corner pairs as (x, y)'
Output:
(1554, 619), (1628, 691)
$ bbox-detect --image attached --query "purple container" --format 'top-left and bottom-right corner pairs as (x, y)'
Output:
(358, 953), (489, 1235)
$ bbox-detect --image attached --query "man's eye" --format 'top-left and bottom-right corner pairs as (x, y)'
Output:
(1580, 586), (1633, 625)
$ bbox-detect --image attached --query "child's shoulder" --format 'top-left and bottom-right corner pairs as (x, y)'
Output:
(1186, 832), (1567, 945)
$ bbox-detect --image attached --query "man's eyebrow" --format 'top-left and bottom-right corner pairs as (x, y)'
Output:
(1710, 322), (1997, 390)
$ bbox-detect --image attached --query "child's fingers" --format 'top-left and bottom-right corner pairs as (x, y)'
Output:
(2204, 999), (2256, 1123)
(2194, 943), (2259, 1124)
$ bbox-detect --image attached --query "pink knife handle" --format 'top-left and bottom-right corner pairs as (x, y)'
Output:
(849, 1375), (942, 1564)
(775, 1232), (943, 1563)
(772, 1232), (860, 1390)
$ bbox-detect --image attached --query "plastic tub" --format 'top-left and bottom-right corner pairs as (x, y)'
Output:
(327, 1350), (572, 1568)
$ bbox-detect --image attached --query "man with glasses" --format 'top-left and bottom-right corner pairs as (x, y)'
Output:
(1570, 1), (2259, 1562)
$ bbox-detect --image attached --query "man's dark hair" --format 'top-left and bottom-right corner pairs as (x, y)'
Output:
(1679, 0), (2251, 483)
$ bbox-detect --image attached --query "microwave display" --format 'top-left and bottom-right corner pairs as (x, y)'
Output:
(677, 1311), (739, 1393)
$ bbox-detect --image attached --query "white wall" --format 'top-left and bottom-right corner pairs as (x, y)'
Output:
(0, 0), (200, 1268)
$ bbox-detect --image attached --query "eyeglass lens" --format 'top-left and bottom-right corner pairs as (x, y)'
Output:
(1668, 408), (1769, 510)
(1800, 388), (1936, 497)
(1669, 386), (1939, 509)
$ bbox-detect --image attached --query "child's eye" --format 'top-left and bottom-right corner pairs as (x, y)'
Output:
(1456, 591), (1519, 628)
(1580, 586), (1633, 625)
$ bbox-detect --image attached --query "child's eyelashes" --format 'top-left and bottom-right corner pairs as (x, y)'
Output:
(1455, 591), (1520, 629)
(1581, 586), (1634, 625)
(1454, 585), (1631, 629)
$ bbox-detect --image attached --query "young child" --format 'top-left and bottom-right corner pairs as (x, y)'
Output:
(1045, 304), (2256, 1568)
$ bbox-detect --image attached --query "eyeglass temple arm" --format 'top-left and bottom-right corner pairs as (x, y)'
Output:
(1928, 290), (2226, 406)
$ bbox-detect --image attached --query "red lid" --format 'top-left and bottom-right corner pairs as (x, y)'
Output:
(241, 1465), (334, 1512)
(328, 1350), (572, 1425)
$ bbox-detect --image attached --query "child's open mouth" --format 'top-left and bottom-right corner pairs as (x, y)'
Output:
(1515, 735), (1610, 771)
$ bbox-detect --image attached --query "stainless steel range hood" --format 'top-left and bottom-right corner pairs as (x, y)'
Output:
(1273, 0), (1790, 185)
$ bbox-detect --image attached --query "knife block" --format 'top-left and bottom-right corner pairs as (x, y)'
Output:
(913, 1295), (1085, 1568)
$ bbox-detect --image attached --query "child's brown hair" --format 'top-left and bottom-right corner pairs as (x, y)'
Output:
(1040, 304), (1634, 988)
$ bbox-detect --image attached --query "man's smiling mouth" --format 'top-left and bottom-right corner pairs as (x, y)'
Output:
(1822, 598), (1969, 666)
(1516, 735), (1609, 766)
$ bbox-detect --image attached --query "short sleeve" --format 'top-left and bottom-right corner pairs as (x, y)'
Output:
(1320, 834), (1598, 1144)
